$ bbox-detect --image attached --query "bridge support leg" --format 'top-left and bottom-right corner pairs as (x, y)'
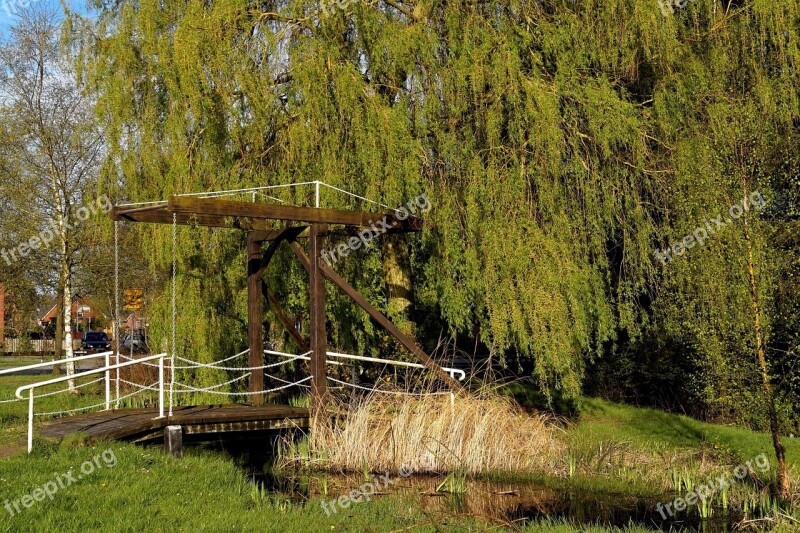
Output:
(164, 425), (183, 458)
(309, 224), (328, 412)
(247, 234), (265, 406)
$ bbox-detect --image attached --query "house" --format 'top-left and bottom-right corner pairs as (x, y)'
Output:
(41, 295), (108, 336)
(122, 311), (148, 332)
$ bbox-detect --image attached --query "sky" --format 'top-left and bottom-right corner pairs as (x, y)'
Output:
(0, 0), (93, 37)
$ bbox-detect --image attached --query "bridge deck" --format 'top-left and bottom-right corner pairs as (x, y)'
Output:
(39, 404), (310, 444)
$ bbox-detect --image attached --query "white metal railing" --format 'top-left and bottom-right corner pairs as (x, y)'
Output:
(1, 351), (116, 412)
(264, 349), (467, 381)
(15, 353), (168, 453)
(0, 351), (114, 377)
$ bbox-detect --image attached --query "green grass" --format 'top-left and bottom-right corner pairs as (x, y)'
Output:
(0, 366), (162, 454)
(0, 440), (663, 533)
(2, 368), (799, 531)
(575, 397), (800, 474)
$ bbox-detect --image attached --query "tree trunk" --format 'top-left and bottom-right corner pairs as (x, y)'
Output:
(381, 234), (415, 337)
(53, 289), (63, 376)
(742, 192), (790, 498)
(60, 221), (76, 392)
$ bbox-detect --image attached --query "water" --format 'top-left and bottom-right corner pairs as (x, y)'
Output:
(179, 437), (746, 532)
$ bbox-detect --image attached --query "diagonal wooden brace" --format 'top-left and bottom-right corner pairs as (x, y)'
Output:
(288, 242), (464, 394)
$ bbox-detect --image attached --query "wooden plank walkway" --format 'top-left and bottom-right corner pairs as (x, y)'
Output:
(39, 404), (310, 444)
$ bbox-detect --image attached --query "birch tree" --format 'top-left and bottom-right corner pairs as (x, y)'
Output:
(0, 6), (103, 390)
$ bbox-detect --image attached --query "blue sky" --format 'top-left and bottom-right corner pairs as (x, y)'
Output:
(0, 0), (93, 37)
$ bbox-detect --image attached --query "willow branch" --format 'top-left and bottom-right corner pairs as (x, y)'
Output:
(381, 0), (419, 21)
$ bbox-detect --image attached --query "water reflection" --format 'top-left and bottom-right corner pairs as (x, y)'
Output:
(181, 438), (742, 532)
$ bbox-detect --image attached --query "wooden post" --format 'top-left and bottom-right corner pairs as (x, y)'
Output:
(308, 225), (328, 409)
(164, 425), (183, 458)
(247, 233), (265, 405)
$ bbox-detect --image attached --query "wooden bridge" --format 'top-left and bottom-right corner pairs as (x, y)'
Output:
(2, 182), (465, 455)
(39, 404), (309, 445)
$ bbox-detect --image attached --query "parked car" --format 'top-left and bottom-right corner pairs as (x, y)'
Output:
(121, 332), (148, 353)
(81, 331), (111, 351)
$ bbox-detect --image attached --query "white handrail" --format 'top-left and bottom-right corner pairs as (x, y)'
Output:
(0, 351), (113, 376)
(327, 351), (466, 381)
(15, 353), (167, 453)
(263, 349), (466, 381)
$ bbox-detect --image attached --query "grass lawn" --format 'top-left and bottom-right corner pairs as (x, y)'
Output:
(574, 397), (800, 475)
(1, 366), (799, 531)
(0, 440), (667, 533)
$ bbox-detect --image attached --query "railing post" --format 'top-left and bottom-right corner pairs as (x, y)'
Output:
(159, 356), (165, 419)
(28, 390), (34, 454)
(105, 351), (111, 411)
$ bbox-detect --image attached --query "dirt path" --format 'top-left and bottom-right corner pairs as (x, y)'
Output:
(0, 445), (22, 459)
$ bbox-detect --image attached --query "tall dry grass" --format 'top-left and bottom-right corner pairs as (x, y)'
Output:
(306, 392), (564, 476)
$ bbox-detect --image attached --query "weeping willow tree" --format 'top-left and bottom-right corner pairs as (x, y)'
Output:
(70, 0), (663, 400)
(70, 0), (800, 457)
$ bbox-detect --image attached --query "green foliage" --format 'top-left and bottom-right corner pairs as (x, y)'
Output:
(70, 0), (800, 413)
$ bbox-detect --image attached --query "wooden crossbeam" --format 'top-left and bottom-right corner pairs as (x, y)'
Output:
(251, 225), (418, 242)
(113, 200), (422, 237)
(168, 196), (422, 230)
(112, 205), (276, 231)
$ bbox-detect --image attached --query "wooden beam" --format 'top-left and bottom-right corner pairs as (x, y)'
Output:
(261, 281), (309, 353)
(168, 196), (422, 230)
(288, 242), (463, 393)
(247, 234), (265, 405)
(112, 206), (276, 231)
(250, 225), (419, 242)
(308, 225), (328, 406)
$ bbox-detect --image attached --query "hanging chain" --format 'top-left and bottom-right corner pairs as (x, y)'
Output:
(170, 213), (177, 416)
(114, 221), (120, 407)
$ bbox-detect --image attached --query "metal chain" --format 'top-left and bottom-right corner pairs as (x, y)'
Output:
(170, 213), (177, 416)
(173, 377), (312, 395)
(114, 221), (121, 407)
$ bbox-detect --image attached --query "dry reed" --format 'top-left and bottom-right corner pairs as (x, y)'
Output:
(307, 392), (564, 476)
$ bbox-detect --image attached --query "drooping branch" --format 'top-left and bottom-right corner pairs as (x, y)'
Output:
(253, 11), (314, 32)
(381, 0), (420, 21)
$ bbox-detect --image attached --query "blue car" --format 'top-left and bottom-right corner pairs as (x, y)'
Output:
(81, 331), (110, 351)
